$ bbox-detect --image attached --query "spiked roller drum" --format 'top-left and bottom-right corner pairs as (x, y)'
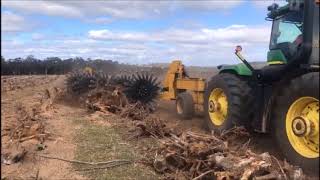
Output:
(66, 72), (97, 94)
(124, 73), (160, 104)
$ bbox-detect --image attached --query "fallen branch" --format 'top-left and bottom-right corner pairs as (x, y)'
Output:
(272, 156), (287, 180)
(192, 170), (214, 180)
(19, 135), (36, 142)
(38, 154), (131, 166)
(35, 169), (40, 180)
(240, 138), (251, 150)
(253, 172), (280, 180)
(75, 161), (131, 171)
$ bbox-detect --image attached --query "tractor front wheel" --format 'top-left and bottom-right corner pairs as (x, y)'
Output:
(204, 73), (253, 133)
(272, 72), (319, 172)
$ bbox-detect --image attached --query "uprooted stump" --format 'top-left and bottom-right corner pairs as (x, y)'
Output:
(85, 87), (128, 114)
(85, 86), (155, 121)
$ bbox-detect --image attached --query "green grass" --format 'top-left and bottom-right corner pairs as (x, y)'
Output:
(72, 117), (160, 180)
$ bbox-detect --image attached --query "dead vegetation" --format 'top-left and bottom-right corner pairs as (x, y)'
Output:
(152, 130), (303, 179)
(129, 118), (306, 180)
(85, 88), (154, 121)
(131, 117), (172, 138)
(85, 87), (128, 114)
(65, 71), (158, 121)
(1, 75), (60, 92)
(1, 86), (61, 166)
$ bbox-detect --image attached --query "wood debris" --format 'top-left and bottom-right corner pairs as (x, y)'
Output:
(1, 87), (58, 165)
(4, 103), (48, 143)
(131, 117), (172, 138)
(84, 87), (154, 121)
(129, 118), (306, 180)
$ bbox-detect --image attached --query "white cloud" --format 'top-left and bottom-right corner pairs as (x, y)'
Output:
(202, 25), (270, 43)
(176, 1), (244, 11)
(87, 17), (114, 24)
(2, 0), (244, 21)
(1, 11), (28, 33)
(88, 30), (150, 42)
(2, 1), (83, 18)
(88, 24), (270, 45)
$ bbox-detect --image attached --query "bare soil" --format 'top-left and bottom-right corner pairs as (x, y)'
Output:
(1, 75), (85, 179)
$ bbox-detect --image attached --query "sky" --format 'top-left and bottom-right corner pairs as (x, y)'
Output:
(1, 0), (287, 66)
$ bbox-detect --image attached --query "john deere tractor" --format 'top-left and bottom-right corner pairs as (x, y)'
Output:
(204, 0), (319, 171)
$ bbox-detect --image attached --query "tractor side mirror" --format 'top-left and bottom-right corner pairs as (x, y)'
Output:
(234, 45), (255, 73)
(235, 45), (242, 54)
(235, 45), (244, 61)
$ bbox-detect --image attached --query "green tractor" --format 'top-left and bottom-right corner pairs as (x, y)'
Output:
(204, 0), (319, 171)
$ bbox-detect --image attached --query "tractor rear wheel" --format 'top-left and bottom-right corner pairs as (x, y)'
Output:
(272, 72), (319, 172)
(176, 92), (194, 119)
(204, 73), (253, 133)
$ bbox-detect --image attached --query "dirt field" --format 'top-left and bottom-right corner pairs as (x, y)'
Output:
(1, 75), (318, 179)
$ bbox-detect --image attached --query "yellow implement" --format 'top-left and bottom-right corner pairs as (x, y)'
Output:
(160, 60), (206, 118)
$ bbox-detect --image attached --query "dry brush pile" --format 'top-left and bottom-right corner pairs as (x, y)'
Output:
(134, 124), (306, 180)
(65, 71), (160, 119)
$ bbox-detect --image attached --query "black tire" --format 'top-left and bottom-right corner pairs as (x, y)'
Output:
(176, 92), (194, 120)
(204, 73), (253, 133)
(271, 72), (319, 173)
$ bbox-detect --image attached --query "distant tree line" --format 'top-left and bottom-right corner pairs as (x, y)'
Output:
(1, 55), (121, 75)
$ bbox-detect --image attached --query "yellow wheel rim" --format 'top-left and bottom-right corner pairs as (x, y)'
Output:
(208, 88), (228, 126)
(286, 96), (319, 158)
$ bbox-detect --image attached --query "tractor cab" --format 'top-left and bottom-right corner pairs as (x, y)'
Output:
(266, 0), (319, 67)
(267, 3), (303, 65)
(219, 0), (318, 79)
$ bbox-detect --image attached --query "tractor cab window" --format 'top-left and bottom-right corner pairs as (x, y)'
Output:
(275, 21), (302, 44)
(270, 11), (303, 59)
